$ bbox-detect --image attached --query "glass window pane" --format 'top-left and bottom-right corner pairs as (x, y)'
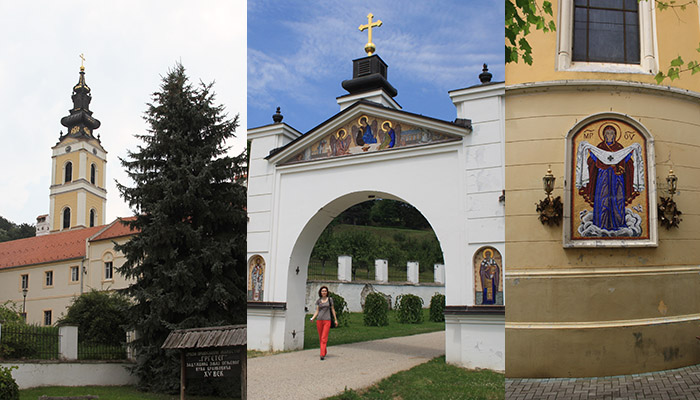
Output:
(590, 0), (623, 9)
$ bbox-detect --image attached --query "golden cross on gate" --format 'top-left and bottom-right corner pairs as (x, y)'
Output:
(79, 53), (86, 70)
(359, 13), (382, 56)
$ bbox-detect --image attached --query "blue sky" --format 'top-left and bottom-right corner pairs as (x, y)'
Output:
(248, 1), (504, 133)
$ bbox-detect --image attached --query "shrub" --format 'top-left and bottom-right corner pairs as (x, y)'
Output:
(58, 289), (130, 346)
(0, 365), (19, 400)
(328, 292), (349, 327)
(0, 302), (24, 325)
(395, 294), (424, 324)
(429, 293), (446, 322)
(363, 292), (389, 326)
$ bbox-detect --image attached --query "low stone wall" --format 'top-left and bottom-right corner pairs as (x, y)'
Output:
(1, 361), (137, 389)
(306, 280), (444, 313)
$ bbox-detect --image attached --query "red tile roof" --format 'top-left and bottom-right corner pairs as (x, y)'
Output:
(90, 216), (138, 242)
(0, 226), (104, 269)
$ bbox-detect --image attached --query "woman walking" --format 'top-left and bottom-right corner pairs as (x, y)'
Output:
(310, 285), (338, 360)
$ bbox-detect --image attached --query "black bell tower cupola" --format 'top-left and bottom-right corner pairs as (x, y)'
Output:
(60, 64), (101, 139)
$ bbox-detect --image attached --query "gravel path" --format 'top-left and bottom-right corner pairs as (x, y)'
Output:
(247, 331), (445, 400)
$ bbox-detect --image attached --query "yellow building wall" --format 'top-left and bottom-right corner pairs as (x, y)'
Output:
(506, 0), (700, 93)
(0, 259), (83, 325)
(51, 192), (78, 230)
(85, 195), (105, 226)
(505, 87), (700, 377)
(85, 152), (106, 188)
(86, 237), (134, 292)
(0, 236), (134, 326)
(53, 151), (81, 186)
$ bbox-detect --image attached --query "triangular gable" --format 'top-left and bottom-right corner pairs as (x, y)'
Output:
(270, 101), (469, 165)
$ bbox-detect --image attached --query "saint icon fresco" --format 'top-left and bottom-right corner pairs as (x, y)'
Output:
(474, 247), (502, 306)
(329, 128), (351, 156)
(354, 115), (377, 148)
(379, 120), (399, 149)
(248, 255), (265, 301)
(574, 122), (646, 238)
(479, 249), (500, 305)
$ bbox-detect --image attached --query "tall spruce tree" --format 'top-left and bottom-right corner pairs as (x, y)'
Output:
(116, 64), (246, 393)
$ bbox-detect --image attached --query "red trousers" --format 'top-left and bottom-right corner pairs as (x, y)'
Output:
(316, 319), (331, 357)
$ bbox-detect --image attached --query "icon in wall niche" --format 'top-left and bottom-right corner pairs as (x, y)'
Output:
(572, 119), (649, 241)
(474, 246), (502, 306)
(248, 255), (265, 302)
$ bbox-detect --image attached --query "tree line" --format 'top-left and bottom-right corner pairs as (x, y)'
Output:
(311, 200), (444, 274)
(0, 216), (34, 243)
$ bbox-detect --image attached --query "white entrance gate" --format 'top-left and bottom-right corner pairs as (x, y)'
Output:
(247, 81), (505, 370)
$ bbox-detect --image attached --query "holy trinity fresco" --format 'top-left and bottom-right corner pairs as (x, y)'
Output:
(571, 119), (649, 241)
(285, 114), (459, 164)
(473, 247), (503, 306)
(247, 255), (265, 302)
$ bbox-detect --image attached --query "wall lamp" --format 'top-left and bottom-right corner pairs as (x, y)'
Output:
(536, 166), (562, 226)
(659, 168), (682, 229)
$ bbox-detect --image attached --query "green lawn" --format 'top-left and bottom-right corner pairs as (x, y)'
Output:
(304, 309), (444, 350)
(324, 356), (504, 400)
(19, 385), (234, 400)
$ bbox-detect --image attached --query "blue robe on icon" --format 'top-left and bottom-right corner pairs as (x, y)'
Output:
(362, 124), (377, 144)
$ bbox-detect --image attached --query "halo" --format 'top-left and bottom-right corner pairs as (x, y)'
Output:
(381, 120), (393, 132)
(336, 128), (347, 140)
(597, 122), (622, 143)
(483, 248), (494, 259)
(357, 115), (370, 126)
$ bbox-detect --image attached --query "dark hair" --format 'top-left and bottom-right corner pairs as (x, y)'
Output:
(318, 286), (330, 298)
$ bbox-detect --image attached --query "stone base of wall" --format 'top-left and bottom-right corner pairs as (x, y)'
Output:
(1, 361), (137, 389)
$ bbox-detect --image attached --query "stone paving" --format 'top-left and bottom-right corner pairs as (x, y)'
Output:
(248, 331), (445, 400)
(506, 364), (700, 400)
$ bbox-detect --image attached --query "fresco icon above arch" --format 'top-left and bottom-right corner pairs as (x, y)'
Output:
(564, 114), (658, 247)
(284, 112), (460, 164)
(474, 246), (503, 306)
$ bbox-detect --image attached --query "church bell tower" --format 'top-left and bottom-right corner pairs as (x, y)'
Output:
(49, 61), (107, 231)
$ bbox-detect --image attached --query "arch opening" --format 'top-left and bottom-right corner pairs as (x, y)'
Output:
(286, 190), (448, 351)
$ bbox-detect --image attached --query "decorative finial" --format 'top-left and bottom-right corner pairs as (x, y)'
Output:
(359, 13), (382, 56)
(80, 53), (86, 72)
(272, 107), (284, 123)
(479, 63), (492, 84)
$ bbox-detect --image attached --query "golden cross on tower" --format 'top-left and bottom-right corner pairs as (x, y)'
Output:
(79, 53), (86, 71)
(358, 13), (382, 56)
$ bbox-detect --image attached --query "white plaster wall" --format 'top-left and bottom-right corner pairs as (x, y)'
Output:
(0, 362), (137, 389)
(306, 281), (445, 313)
(271, 145), (468, 351)
(445, 313), (505, 371)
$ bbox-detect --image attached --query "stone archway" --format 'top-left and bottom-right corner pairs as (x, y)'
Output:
(247, 85), (506, 370)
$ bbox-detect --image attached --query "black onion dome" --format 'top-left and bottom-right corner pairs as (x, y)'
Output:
(60, 67), (101, 139)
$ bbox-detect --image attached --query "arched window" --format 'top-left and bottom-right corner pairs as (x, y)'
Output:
(62, 208), (71, 229)
(90, 164), (96, 185)
(64, 162), (72, 183)
(89, 209), (96, 227)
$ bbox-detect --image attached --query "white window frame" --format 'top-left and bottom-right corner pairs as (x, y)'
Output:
(44, 310), (52, 326)
(104, 261), (114, 281)
(20, 274), (29, 290)
(70, 266), (80, 283)
(556, 0), (658, 74)
(44, 270), (54, 287)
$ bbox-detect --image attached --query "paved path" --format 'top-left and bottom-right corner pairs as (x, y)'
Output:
(506, 364), (700, 400)
(247, 331), (445, 400)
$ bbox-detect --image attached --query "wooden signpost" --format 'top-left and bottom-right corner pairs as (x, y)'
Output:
(162, 325), (247, 400)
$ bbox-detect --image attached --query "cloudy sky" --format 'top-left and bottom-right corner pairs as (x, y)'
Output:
(0, 1), (246, 225)
(248, 0), (504, 133)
